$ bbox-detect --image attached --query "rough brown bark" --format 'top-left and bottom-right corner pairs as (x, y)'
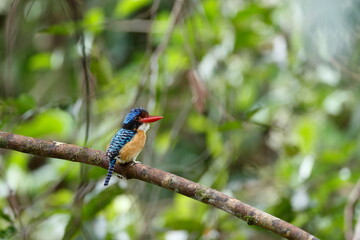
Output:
(0, 131), (319, 240)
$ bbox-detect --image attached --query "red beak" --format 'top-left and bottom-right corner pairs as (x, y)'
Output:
(139, 116), (163, 123)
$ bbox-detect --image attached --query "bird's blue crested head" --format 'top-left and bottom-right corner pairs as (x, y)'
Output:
(122, 107), (163, 130)
(123, 107), (147, 125)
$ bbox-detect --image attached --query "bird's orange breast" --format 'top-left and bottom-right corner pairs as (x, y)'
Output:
(118, 130), (146, 163)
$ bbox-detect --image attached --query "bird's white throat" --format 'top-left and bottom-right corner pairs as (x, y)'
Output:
(139, 123), (150, 133)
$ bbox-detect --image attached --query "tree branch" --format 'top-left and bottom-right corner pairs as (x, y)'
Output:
(345, 178), (360, 240)
(0, 131), (318, 240)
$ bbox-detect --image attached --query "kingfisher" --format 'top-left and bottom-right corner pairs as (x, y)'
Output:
(103, 107), (163, 186)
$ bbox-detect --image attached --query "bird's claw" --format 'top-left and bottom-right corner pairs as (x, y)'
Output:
(117, 174), (127, 180)
(131, 160), (140, 166)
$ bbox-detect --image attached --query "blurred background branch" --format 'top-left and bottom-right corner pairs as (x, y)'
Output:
(345, 179), (360, 240)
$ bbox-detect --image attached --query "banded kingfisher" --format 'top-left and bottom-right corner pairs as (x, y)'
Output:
(103, 107), (163, 186)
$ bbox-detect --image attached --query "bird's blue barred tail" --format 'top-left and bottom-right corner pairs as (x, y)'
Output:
(104, 159), (116, 186)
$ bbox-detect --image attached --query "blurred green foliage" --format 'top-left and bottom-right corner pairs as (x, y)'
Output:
(1, 0), (360, 239)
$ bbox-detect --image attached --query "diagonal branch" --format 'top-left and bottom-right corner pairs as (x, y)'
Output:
(0, 131), (318, 240)
(344, 178), (360, 240)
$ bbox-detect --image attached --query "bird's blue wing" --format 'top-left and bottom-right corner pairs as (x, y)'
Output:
(104, 129), (136, 186)
(106, 129), (136, 159)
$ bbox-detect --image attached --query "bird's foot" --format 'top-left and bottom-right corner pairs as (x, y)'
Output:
(130, 160), (140, 166)
(117, 174), (127, 180)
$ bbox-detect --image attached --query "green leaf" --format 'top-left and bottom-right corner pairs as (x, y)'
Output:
(0, 211), (12, 223)
(203, 0), (219, 21)
(28, 52), (52, 70)
(15, 94), (36, 114)
(218, 121), (242, 131)
(283, 144), (300, 157)
(165, 48), (189, 72)
(0, 226), (16, 239)
(8, 152), (28, 170)
(84, 8), (104, 34)
(206, 131), (223, 157)
(15, 109), (74, 139)
(82, 185), (124, 220)
(90, 56), (113, 86)
(47, 189), (73, 207)
(235, 84), (256, 109)
(40, 22), (75, 35)
(267, 197), (294, 222)
(151, 12), (170, 43)
(244, 105), (263, 119)
(295, 118), (317, 154)
(187, 113), (213, 133)
(163, 194), (207, 232)
(114, 0), (151, 17)
(154, 132), (171, 155)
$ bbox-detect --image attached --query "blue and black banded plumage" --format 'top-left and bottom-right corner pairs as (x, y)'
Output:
(104, 128), (137, 186)
(103, 108), (163, 186)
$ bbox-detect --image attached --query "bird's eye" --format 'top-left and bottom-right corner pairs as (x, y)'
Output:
(135, 116), (140, 121)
